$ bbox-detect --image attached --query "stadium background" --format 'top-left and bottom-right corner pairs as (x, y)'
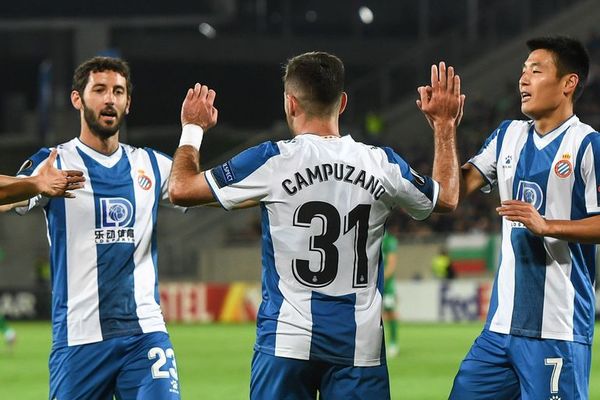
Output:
(1, 1), (600, 398)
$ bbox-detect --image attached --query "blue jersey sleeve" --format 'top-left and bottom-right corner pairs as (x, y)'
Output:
(15, 147), (53, 214)
(380, 147), (439, 221)
(577, 132), (600, 215)
(17, 147), (51, 177)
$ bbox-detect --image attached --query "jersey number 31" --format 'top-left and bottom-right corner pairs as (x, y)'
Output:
(292, 201), (371, 289)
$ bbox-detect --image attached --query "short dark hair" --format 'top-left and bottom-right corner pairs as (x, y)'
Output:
(72, 56), (132, 96)
(283, 51), (345, 117)
(526, 36), (589, 102)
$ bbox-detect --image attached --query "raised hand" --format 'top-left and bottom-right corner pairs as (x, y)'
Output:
(37, 149), (85, 198)
(416, 62), (465, 129)
(181, 83), (218, 130)
(497, 200), (548, 236)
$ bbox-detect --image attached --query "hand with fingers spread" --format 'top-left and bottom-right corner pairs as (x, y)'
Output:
(416, 62), (465, 130)
(36, 149), (85, 198)
(416, 62), (463, 213)
(497, 200), (548, 236)
(181, 83), (218, 130)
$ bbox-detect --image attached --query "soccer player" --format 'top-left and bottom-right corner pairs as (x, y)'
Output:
(1, 57), (180, 399)
(169, 52), (464, 399)
(0, 149), (84, 207)
(444, 36), (598, 399)
(381, 227), (400, 357)
(0, 314), (16, 354)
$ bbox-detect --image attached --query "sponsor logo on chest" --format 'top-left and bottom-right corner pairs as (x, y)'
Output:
(95, 197), (136, 244)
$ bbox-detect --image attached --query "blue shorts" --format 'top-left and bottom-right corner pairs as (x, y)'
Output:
(250, 351), (390, 400)
(49, 332), (180, 400)
(450, 329), (591, 400)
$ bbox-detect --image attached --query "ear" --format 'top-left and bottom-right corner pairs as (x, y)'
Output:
(71, 90), (82, 110)
(125, 96), (131, 115)
(338, 92), (348, 115)
(286, 94), (299, 117)
(563, 73), (579, 98)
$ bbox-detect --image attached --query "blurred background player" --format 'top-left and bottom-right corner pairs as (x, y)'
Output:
(431, 246), (454, 279)
(448, 36), (599, 400)
(168, 52), (464, 399)
(382, 226), (400, 357)
(0, 314), (16, 354)
(0, 56), (181, 400)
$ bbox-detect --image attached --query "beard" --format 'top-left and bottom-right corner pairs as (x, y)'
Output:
(82, 102), (125, 140)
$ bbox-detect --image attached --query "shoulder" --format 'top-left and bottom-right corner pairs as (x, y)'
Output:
(235, 140), (281, 163)
(17, 147), (53, 176)
(499, 119), (530, 136)
(122, 144), (173, 162)
(373, 146), (411, 174)
(569, 119), (598, 140)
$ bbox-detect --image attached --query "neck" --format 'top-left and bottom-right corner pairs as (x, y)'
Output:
(79, 127), (120, 155)
(293, 117), (340, 137)
(533, 105), (574, 136)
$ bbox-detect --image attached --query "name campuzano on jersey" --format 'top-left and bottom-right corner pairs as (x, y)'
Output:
(281, 162), (386, 200)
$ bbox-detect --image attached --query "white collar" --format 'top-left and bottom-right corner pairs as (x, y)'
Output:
(74, 138), (124, 168)
(531, 115), (578, 150)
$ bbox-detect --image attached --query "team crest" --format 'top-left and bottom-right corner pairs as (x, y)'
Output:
(554, 154), (572, 179)
(137, 170), (153, 190)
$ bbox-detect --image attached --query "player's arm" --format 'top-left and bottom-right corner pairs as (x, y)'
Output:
(459, 163), (486, 200)
(383, 250), (398, 280)
(0, 149), (84, 209)
(169, 83), (219, 207)
(416, 62), (464, 213)
(0, 200), (28, 213)
(497, 201), (600, 244)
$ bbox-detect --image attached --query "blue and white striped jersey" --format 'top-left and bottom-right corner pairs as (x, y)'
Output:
(17, 138), (174, 347)
(469, 115), (599, 344)
(205, 134), (439, 366)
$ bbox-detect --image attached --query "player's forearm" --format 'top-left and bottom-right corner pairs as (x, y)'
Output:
(542, 215), (600, 244)
(432, 122), (459, 212)
(0, 175), (22, 187)
(0, 177), (42, 205)
(169, 146), (205, 206)
(458, 164), (485, 203)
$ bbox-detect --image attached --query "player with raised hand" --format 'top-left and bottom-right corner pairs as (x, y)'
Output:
(1, 56), (181, 399)
(446, 36), (598, 400)
(169, 52), (463, 399)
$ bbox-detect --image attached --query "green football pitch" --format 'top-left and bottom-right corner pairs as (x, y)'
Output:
(1, 322), (599, 399)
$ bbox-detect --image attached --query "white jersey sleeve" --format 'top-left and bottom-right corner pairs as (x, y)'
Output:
(205, 141), (280, 210)
(468, 120), (514, 193)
